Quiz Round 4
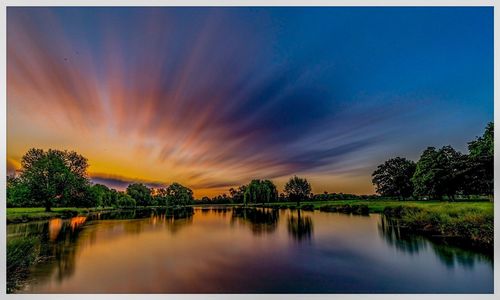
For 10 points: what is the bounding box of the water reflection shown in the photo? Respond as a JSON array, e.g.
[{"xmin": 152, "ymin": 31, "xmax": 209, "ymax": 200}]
[
  {"xmin": 8, "ymin": 208, "xmax": 195, "ymax": 291},
  {"xmin": 231, "ymin": 207, "xmax": 279, "ymax": 234},
  {"xmin": 287, "ymin": 210, "xmax": 313, "ymax": 241},
  {"xmin": 6, "ymin": 209, "xmax": 493, "ymax": 293},
  {"xmin": 378, "ymin": 215, "xmax": 493, "ymax": 269}
]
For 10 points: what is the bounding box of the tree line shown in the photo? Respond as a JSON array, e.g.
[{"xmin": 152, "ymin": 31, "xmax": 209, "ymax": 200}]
[
  {"xmin": 8, "ymin": 122, "xmax": 492, "ymax": 210},
  {"xmin": 7, "ymin": 148, "xmax": 318, "ymax": 210},
  {"xmin": 372, "ymin": 122, "xmax": 493, "ymax": 201},
  {"xmin": 7, "ymin": 148, "xmax": 195, "ymax": 211}
]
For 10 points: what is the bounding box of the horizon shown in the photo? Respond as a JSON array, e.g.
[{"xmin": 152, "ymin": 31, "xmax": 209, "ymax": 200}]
[{"xmin": 7, "ymin": 7, "xmax": 493, "ymax": 198}]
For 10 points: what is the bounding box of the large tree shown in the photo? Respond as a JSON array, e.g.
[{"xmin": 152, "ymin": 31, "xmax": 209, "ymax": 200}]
[
  {"xmin": 165, "ymin": 183, "xmax": 194, "ymax": 207},
  {"xmin": 372, "ymin": 157, "xmax": 416, "ymax": 200},
  {"xmin": 412, "ymin": 146, "xmax": 464, "ymax": 200},
  {"xmin": 467, "ymin": 122, "xmax": 493, "ymax": 197},
  {"xmin": 19, "ymin": 148, "xmax": 90, "ymax": 211},
  {"xmin": 283, "ymin": 176, "xmax": 312, "ymax": 206},
  {"xmin": 243, "ymin": 179, "xmax": 278, "ymax": 206},
  {"xmin": 126, "ymin": 183, "xmax": 152, "ymax": 207}
]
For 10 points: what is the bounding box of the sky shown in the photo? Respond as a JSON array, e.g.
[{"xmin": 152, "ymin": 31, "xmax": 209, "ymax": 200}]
[{"xmin": 7, "ymin": 7, "xmax": 493, "ymax": 198}]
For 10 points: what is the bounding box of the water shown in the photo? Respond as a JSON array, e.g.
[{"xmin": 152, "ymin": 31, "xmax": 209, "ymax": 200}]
[{"xmin": 7, "ymin": 207, "xmax": 493, "ymax": 293}]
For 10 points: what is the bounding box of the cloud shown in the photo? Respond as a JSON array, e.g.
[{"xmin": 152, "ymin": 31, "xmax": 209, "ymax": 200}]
[
  {"xmin": 90, "ymin": 173, "xmax": 168, "ymax": 190},
  {"xmin": 8, "ymin": 7, "xmax": 491, "ymax": 196}
]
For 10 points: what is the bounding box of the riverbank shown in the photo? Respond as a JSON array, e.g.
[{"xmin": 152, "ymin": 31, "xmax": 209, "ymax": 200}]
[
  {"xmin": 6, "ymin": 207, "xmax": 116, "ymax": 224},
  {"xmin": 382, "ymin": 204, "xmax": 493, "ymax": 249},
  {"xmin": 8, "ymin": 200, "xmax": 492, "ymax": 222},
  {"xmin": 6, "ymin": 206, "xmax": 195, "ymax": 224}
]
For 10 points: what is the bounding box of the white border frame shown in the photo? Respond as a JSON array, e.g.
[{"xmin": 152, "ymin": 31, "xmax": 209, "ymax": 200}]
[{"xmin": 0, "ymin": 1, "xmax": 498, "ymax": 299}]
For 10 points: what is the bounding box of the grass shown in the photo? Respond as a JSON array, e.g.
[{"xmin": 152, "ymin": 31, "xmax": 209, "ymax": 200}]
[
  {"xmin": 7, "ymin": 236, "xmax": 40, "ymax": 293},
  {"xmin": 257, "ymin": 199, "xmax": 492, "ymax": 213},
  {"xmin": 6, "ymin": 207, "xmax": 115, "ymax": 224},
  {"xmin": 383, "ymin": 204, "xmax": 493, "ymax": 249}
]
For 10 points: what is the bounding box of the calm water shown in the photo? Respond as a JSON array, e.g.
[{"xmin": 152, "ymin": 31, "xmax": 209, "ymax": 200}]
[{"xmin": 7, "ymin": 207, "xmax": 493, "ymax": 293}]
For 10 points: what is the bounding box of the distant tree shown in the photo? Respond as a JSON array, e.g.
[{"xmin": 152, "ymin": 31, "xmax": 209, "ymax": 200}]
[
  {"xmin": 89, "ymin": 184, "xmax": 110, "ymax": 208},
  {"xmin": 152, "ymin": 188, "xmax": 168, "ymax": 206},
  {"xmin": 116, "ymin": 193, "xmax": 136, "ymax": 208},
  {"xmin": 412, "ymin": 146, "xmax": 464, "ymax": 200},
  {"xmin": 284, "ymin": 176, "xmax": 312, "ymax": 206},
  {"xmin": 229, "ymin": 185, "xmax": 247, "ymax": 204},
  {"xmin": 126, "ymin": 183, "xmax": 152, "ymax": 207},
  {"xmin": 19, "ymin": 148, "xmax": 90, "ymax": 211},
  {"xmin": 243, "ymin": 179, "xmax": 278, "ymax": 206},
  {"xmin": 165, "ymin": 183, "xmax": 193, "ymax": 207},
  {"xmin": 105, "ymin": 188, "xmax": 120, "ymax": 207},
  {"xmin": 467, "ymin": 122, "xmax": 494, "ymax": 198},
  {"xmin": 372, "ymin": 157, "xmax": 416, "ymax": 200}
]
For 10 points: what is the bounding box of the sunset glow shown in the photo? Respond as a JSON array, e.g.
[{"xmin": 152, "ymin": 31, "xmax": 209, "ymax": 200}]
[{"xmin": 7, "ymin": 7, "xmax": 493, "ymax": 198}]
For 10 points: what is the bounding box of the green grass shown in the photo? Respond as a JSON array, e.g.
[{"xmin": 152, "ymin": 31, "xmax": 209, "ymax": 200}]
[
  {"xmin": 7, "ymin": 236, "xmax": 40, "ymax": 293},
  {"xmin": 383, "ymin": 204, "xmax": 493, "ymax": 249},
  {"xmin": 259, "ymin": 200, "xmax": 492, "ymax": 213},
  {"xmin": 6, "ymin": 207, "xmax": 116, "ymax": 224}
]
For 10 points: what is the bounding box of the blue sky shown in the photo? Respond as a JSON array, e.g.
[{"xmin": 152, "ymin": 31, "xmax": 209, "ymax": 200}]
[{"xmin": 7, "ymin": 7, "xmax": 493, "ymax": 196}]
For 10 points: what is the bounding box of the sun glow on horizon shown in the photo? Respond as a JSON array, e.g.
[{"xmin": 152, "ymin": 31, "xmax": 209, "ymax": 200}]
[{"xmin": 7, "ymin": 7, "xmax": 492, "ymax": 198}]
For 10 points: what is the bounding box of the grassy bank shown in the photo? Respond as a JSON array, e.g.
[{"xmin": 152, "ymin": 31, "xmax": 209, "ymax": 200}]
[
  {"xmin": 382, "ymin": 205, "xmax": 493, "ymax": 249},
  {"xmin": 7, "ymin": 237, "xmax": 40, "ymax": 293},
  {"xmin": 6, "ymin": 206, "xmax": 196, "ymax": 224},
  {"xmin": 250, "ymin": 199, "xmax": 492, "ymax": 213},
  {"xmin": 7, "ymin": 207, "xmax": 119, "ymax": 224}
]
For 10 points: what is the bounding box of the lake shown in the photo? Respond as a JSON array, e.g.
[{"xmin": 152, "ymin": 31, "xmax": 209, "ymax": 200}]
[{"xmin": 7, "ymin": 207, "xmax": 493, "ymax": 293}]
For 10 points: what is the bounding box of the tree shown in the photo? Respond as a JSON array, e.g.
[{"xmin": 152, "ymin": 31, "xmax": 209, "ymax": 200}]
[
  {"xmin": 412, "ymin": 146, "xmax": 464, "ymax": 200},
  {"xmin": 165, "ymin": 183, "xmax": 193, "ymax": 207},
  {"xmin": 89, "ymin": 184, "xmax": 110, "ymax": 208},
  {"xmin": 19, "ymin": 148, "xmax": 90, "ymax": 211},
  {"xmin": 229, "ymin": 185, "xmax": 247, "ymax": 204},
  {"xmin": 284, "ymin": 176, "xmax": 312, "ymax": 206},
  {"xmin": 126, "ymin": 183, "xmax": 152, "ymax": 207},
  {"xmin": 372, "ymin": 157, "xmax": 416, "ymax": 200},
  {"xmin": 243, "ymin": 179, "xmax": 278, "ymax": 206},
  {"xmin": 6, "ymin": 175, "xmax": 31, "ymax": 207},
  {"xmin": 467, "ymin": 122, "xmax": 493, "ymax": 198},
  {"xmin": 116, "ymin": 193, "xmax": 136, "ymax": 208}
]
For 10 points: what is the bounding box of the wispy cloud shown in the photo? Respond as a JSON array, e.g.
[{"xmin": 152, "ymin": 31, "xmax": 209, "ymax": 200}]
[{"xmin": 7, "ymin": 7, "xmax": 492, "ymax": 196}]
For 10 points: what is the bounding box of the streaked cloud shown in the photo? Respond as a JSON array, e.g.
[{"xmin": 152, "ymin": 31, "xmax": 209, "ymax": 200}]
[{"xmin": 7, "ymin": 7, "xmax": 493, "ymax": 197}]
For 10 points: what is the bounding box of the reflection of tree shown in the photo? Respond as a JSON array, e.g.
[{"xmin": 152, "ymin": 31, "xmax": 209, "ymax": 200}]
[
  {"xmin": 430, "ymin": 242, "xmax": 492, "ymax": 269},
  {"xmin": 8, "ymin": 207, "xmax": 197, "ymax": 291},
  {"xmin": 287, "ymin": 210, "xmax": 313, "ymax": 241},
  {"xmin": 378, "ymin": 215, "xmax": 493, "ymax": 268},
  {"xmin": 378, "ymin": 216, "xmax": 426, "ymax": 254},
  {"xmin": 231, "ymin": 207, "xmax": 279, "ymax": 235},
  {"xmin": 164, "ymin": 216, "xmax": 194, "ymax": 234}
]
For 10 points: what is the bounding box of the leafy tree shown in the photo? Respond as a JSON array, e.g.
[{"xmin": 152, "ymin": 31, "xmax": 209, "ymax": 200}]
[
  {"xmin": 412, "ymin": 146, "xmax": 464, "ymax": 200},
  {"xmin": 19, "ymin": 148, "xmax": 90, "ymax": 211},
  {"xmin": 284, "ymin": 176, "xmax": 312, "ymax": 206},
  {"xmin": 89, "ymin": 184, "xmax": 110, "ymax": 208},
  {"xmin": 229, "ymin": 185, "xmax": 247, "ymax": 204},
  {"xmin": 165, "ymin": 183, "xmax": 193, "ymax": 207},
  {"xmin": 6, "ymin": 176, "xmax": 31, "ymax": 207},
  {"xmin": 116, "ymin": 193, "xmax": 136, "ymax": 208},
  {"xmin": 372, "ymin": 157, "xmax": 416, "ymax": 200},
  {"xmin": 467, "ymin": 122, "xmax": 493, "ymax": 197},
  {"xmin": 126, "ymin": 183, "xmax": 152, "ymax": 207},
  {"xmin": 243, "ymin": 179, "xmax": 278, "ymax": 206}
]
